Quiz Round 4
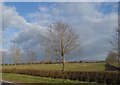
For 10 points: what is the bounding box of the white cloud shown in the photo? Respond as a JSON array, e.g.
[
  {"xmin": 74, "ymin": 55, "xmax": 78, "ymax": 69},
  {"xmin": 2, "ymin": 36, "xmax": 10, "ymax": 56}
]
[
  {"xmin": 2, "ymin": 5, "xmax": 28, "ymax": 30},
  {"xmin": 39, "ymin": 7, "xmax": 49, "ymax": 12},
  {"xmin": 11, "ymin": 23, "xmax": 47, "ymax": 47},
  {"xmin": 2, "ymin": 4, "xmax": 48, "ymax": 44}
]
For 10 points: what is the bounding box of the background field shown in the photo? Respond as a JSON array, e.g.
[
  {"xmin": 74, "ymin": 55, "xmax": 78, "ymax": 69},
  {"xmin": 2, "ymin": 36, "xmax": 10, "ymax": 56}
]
[{"xmin": 2, "ymin": 62, "xmax": 105, "ymax": 71}]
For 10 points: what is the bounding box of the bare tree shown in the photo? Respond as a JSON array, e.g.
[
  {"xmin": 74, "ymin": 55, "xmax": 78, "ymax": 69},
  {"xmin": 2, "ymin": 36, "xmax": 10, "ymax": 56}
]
[
  {"xmin": 105, "ymin": 51, "xmax": 118, "ymax": 66},
  {"xmin": 110, "ymin": 28, "xmax": 119, "ymax": 53},
  {"xmin": 109, "ymin": 25, "xmax": 120, "ymax": 68},
  {"xmin": 118, "ymin": 25, "xmax": 120, "ymax": 68},
  {"xmin": 26, "ymin": 49, "xmax": 36, "ymax": 64},
  {"xmin": 42, "ymin": 21, "xmax": 80, "ymax": 71},
  {"xmin": 1, "ymin": 50, "xmax": 6, "ymax": 65},
  {"xmin": 10, "ymin": 45, "xmax": 21, "ymax": 67}
]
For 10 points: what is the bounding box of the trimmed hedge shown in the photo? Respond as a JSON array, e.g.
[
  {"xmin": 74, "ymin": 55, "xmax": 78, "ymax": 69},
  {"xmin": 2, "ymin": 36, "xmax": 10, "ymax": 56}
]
[
  {"xmin": 2, "ymin": 69, "xmax": 120, "ymax": 84},
  {"xmin": 105, "ymin": 63, "xmax": 120, "ymax": 71}
]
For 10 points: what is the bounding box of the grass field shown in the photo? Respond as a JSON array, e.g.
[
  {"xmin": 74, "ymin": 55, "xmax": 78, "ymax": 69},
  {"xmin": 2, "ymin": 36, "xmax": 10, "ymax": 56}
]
[
  {"xmin": 2, "ymin": 62, "xmax": 105, "ymax": 71},
  {"xmin": 2, "ymin": 73, "xmax": 105, "ymax": 85}
]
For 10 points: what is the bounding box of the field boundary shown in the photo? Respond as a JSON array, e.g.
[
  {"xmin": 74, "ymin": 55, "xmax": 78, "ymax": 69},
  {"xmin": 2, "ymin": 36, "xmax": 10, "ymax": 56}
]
[{"xmin": 2, "ymin": 69, "xmax": 120, "ymax": 85}]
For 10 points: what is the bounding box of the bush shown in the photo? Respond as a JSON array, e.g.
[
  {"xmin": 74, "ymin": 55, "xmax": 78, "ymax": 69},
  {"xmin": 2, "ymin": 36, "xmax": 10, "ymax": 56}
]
[
  {"xmin": 2, "ymin": 69, "xmax": 120, "ymax": 84},
  {"xmin": 105, "ymin": 63, "xmax": 120, "ymax": 71}
]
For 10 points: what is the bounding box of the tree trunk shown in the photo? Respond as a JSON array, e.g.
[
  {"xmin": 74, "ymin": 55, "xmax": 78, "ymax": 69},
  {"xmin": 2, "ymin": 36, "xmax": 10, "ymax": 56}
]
[
  {"xmin": 62, "ymin": 56, "xmax": 65, "ymax": 71},
  {"xmin": 14, "ymin": 63, "xmax": 16, "ymax": 69}
]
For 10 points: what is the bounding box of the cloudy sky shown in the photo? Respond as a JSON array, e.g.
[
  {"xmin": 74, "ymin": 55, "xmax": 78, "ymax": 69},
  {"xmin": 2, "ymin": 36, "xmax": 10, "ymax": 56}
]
[{"xmin": 1, "ymin": 2, "xmax": 118, "ymax": 63}]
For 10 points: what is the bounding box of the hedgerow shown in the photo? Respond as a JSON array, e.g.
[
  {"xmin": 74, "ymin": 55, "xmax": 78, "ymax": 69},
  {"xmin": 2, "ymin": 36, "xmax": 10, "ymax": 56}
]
[{"xmin": 2, "ymin": 69, "xmax": 120, "ymax": 84}]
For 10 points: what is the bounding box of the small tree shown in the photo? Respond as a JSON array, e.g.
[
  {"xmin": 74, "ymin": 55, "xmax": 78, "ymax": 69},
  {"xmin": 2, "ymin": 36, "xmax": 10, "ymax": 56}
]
[
  {"xmin": 42, "ymin": 21, "xmax": 80, "ymax": 71},
  {"xmin": 1, "ymin": 50, "xmax": 5, "ymax": 65},
  {"xmin": 109, "ymin": 26, "xmax": 120, "ymax": 67},
  {"xmin": 10, "ymin": 45, "xmax": 21, "ymax": 67},
  {"xmin": 105, "ymin": 51, "xmax": 118, "ymax": 66},
  {"xmin": 110, "ymin": 28, "xmax": 119, "ymax": 53},
  {"xmin": 27, "ymin": 49, "xmax": 36, "ymax": 64}
]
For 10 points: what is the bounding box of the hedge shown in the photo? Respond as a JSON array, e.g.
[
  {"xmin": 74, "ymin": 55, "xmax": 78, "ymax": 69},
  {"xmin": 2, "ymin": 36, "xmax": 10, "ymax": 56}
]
[
  {"xmin": 105, "ymin": 63, "xmax": 120, "ymax": 71},
  {"xmin": 2, "ymin": 69, "xmax": 120, "ymax": 84}
]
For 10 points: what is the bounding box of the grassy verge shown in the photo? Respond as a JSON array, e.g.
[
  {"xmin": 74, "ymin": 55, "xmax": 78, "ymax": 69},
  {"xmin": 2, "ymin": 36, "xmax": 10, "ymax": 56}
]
[{"xmin": 2, "ymin": 73, "xmax": 105, "ymax": 85}]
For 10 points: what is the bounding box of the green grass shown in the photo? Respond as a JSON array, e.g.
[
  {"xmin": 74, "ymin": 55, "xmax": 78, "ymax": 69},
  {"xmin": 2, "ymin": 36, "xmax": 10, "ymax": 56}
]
[
  {"xmin": 2, "ymin": 73, "xmax": 105, "ymax": 85},
  {"xmin": 0, "ymin": 73, "xmax": 2, "ymax": 80},
  {"xmin": 2, "ymin": 62, "xmax": 105, "ymax": 71}
]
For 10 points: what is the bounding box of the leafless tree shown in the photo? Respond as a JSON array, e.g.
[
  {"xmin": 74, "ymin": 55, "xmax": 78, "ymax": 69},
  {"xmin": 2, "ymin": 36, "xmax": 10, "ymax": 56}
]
[
  {"xmin": 109, "ymin": 25, "xmax": 120, "ymax": 67},
  {"xmin": 105, "ymin": 51, "xmax": 118, "ymax": 65},
  {"xmin": 26, "ymin": 49, "xmax": 36, "ymax": 64},
  {"xmin": 1, "ymin": 51, "xmax": 5, "ymax": 64},
  {"xmin": 10, "ymin": 45, "xmax": 21, "ymax": 67},
  {"xmin": 118, "ymin": 25, "xmax": 120, "ymax": 68},
  {"xmin": 42, "ymin": 21, "xmax": 80, "ymax": 71},
  {"xmin": 110, "ymin": 28, "xmax": 119, "ymax": 53}
]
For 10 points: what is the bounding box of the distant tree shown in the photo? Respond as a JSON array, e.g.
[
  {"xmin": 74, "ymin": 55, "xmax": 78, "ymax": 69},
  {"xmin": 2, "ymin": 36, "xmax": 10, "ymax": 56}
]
[
  {"xmin": 105, "ymin": 51, "xmax": 118, "ymax": 65},
  {"xmin": 10, "ymin": 45, "xmax": 21, "ymax": 67},
  {"xmin": 26, "ymin": 49, "xmax": 36, "ymax": 64},
  {"xmin": 110, "ymin": 28, "xmax": 119, "ymax": 53},
  {"xmin": 109, "ymin": 25, "xmax": 120, "ymax": 67},
  {"xmin": 2, "ymin": 51, "xmax": 5, "ymax": 64},
  {"xmin": 42, "ymin": 21, "xmax": 80, "ymax": 71}
]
